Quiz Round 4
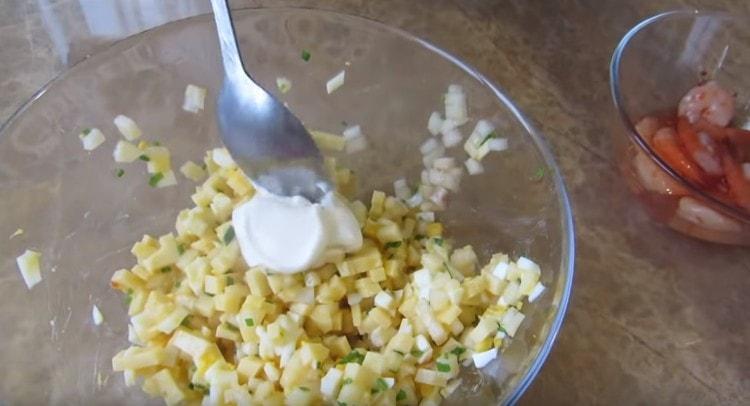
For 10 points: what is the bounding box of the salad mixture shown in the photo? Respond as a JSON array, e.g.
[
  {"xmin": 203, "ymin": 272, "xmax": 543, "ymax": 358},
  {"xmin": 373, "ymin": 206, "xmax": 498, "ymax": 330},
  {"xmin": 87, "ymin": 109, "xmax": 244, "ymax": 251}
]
[{"xmin": 16, "ymin": 76, "xmax": 548, "ymax": 406}]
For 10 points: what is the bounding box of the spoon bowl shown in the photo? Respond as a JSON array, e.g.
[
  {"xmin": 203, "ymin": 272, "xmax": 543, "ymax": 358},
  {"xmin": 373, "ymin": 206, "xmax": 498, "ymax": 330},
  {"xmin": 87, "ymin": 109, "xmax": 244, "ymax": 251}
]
[{"xmin": 211, "ymin": 0, "xmax": 331, "ymax": 200}]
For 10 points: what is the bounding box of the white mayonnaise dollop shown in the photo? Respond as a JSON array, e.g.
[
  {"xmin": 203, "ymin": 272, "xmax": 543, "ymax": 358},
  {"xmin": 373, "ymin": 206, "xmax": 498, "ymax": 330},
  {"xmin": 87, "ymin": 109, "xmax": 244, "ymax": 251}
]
[{"xmin": 232, "ymin": 189, "xmax": 362, "ymax": 274}]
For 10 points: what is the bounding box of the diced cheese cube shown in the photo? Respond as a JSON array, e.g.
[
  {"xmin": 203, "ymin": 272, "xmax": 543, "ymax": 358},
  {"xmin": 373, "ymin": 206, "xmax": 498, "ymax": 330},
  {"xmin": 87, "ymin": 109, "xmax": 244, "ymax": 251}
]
[
  {"xmin": 472, "ymin": 347, "xmax": 498, "ymax": 368},
  {"xmin": 415, "ymin": 368, "xmax": 448, "ymax": 387},
  {"xmin": 169, "ymin": 329, "xmax": 212, "ymax": 360},
  {"xmin": 500, "ymin": 307, "xmax": 525, "ymax": 337},
  {"xmin": 212, "ymin": 148, "xmax": 235, "ymax": 168},
  {"xmin": 320, "ymin": 367, "xmax": 343, "ymax": 399},
  {"xmin": 528, "ymin": 282, "xmax": 546, "ymax": 303},
  {"xmin": 362, "ymin": 351, "xmax": 385, "ymax": 374},
  {"xmin": 79, "ymin": 128, "xmax": 106, "ymax": 151},
  {"xmin": 114, "ymin": 115, "xmax": 142, "ymax": 141},
  {"xmin": 16, "ymin": 249, "xmax": 42, "ymax": 289},
  {"xmin": 182, "ymin": 84, "xmax": 207, "ymax": 113},
  {"xmin": 428, "ymin": 111, "xmax": 443, "ymax": 136},
  {"xmin": 492, "ymin": 261, "xmax": 509, "ymax": 280},
  {"xmin": 91, "ymin": 305, "xmax": 104, "ymax": 326},
  {"xmin": 374, "ymin": 291, "xmax": 394, "ymax": 310},
  {"xmin": 326, "ymin": 70, "xmax": 345, "ymax": 94}
]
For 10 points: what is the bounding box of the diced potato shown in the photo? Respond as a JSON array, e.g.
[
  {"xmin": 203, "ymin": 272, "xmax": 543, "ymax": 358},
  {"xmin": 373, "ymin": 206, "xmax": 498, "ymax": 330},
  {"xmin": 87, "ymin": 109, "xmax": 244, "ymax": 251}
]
[
  {"xmin": 108, "ymin": 145, "xmax": 547, "ymax": 406},
  {"xmin": 337, "ymin": 247, "xmax": 382, "ymax": 277},
  {"xmin": 245, "ymin": 267, "xmax": 272, "ymax": 297},
  {"xmin": 141, "ymin": 369, "xmax": 185, "ymax": 406},
  {"xmin": 311, "ymin": 130, "xmax": 346, "ymax": 151},
  {"xmin": 112, "ymin": 346, "xmax": 168, "ymax": 371},
  {"xmin": 144, "ymin": 146, "xmax": 171, "ymax": 174},
  {"xmin": 237, "ymin": 356, "xmax": 264, "ymax": 382},
  {"xmin": 415, "ymin": 368, "xmax": 448, "ymax": 387},
  {"xmin": 142, "ymin": 234, "xmax": 180, "ymax": 272},
  {"xmin": 450, "ymin": 245, "xmax": 478, "ymax": 276}
]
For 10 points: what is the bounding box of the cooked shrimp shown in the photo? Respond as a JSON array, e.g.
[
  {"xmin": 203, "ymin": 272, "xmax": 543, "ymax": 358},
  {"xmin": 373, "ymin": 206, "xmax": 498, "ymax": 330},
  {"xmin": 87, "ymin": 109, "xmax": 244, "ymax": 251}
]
[
  {"xmin": 652, "ymin": 126, "xmax": 711, "ymax": 186},
  {"xmin": 676, "ymin": 196, "xmax": 741, "ymax": 232},
  {"xmin": 632, "ymin": 151, "xmax": 687, "ymax": 195},
  {"xmin": 634, "ymin": 116, "xmax": 660, "ymax": 141},
  {"xmin": 678, "ymin": 80, "xmax": 735, "ymax": 127},
  {"xmin": 676, "ymin": 117, "xmax": 722, "ymax": 176}
]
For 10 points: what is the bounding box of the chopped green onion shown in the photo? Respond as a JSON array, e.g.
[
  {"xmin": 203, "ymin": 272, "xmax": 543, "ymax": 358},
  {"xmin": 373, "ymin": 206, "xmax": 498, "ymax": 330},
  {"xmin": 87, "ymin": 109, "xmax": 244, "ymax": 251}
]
[
  {"xmin": 226, "ymin": 276, "xmax": 234, "ymax": 286},
  {"xmin": 114, "ymin": 168, "xmax": 125, "ymax": 178},
  {"xmin": 433, "ymin": 237, "xmax": 444, "ymax": 246},
  {"xmin": 160, "ymin": 266, "xmax": 171, "ymax": 273},
  {"xmin": 138, "ymin": 154, "xmax": 150, "ymax": 161},
  {"xmin": 148, "ymin": 172, "xmax": 163, "ymax": 187},
  {"xmin": 244, "ymin": 318, "xmax": 254, "ymax": 327},
  {"xmin": 338, "ymin": 350, "xmax": 365, "ymax": 365},
  {"xmin": 81, "ymin": 128, "xmax": 92, "ymax": 136},
  {"xmin": 436, "ymin": 362, "xmax": 451, "ymax": 372},
  {"xmin": 372, "ymin": 378, "xmax": 388, "ymax": 393},
  {"xmin": 396, "ymin": 389, "xmax": 407, "ymax": 401},
  {"xmin": 299, "ymin": 386, "xmax": 309, "ymax": 392},
  {"xmin": 337, "ymin": 402, "xmax": 347, "ymax": 406},
  {"xmin": 384, "ymin": 241, "xmax": 402, "ymax": 249},
  {"xmin": 301, "ymin": 50, "xmax": 311, "ymax": 61},
  {"xmin": 497, "ymin": 322, "xmax": 507, "ymax": 334},
  {"xmin": 177, "ymin": 243, "xmax": 185, "ymax": 255},
  {"xmin": 342, "ymin": 378, "xmax": 353, "ymax": 386},
  {"xmin": 450, "ymin": 347, "xmax": 466, "ymax": 357},
  {"xmin": 479, "ymin": 131, "xmax": 497, "ymax": 146},
  {"xmin": 189, "ymin": 383, "xmax": 209, "ymax": 394},
  {"xmin": 223, "ymin": 226, "xmax": 235, "ymax": 245},
  {"xmin": 225, "ymin": 323, "xmax": 239, "ymax": 332},
  {"xmin": 181, "ymin": 316, "xmax": 190, "ymax": 327},
  {"xmin": 393, "ymin": 350, "xmax": 405, "ymax": 356},
  {"xmin": 410, "ymin": 349, "xmax": 424, "ymax": 357},
  {"xmin": 152, "ymin": 141, "xmax": 161, "ymax": 146},
  {"xmin": 532, "ymin": 166, "xmax": 545, "ymax": 181}
]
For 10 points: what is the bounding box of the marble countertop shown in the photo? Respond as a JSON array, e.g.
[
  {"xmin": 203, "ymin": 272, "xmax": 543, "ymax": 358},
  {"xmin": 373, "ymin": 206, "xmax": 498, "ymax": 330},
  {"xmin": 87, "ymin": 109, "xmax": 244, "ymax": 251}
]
[{"xmin": 1, "ymin": 0, "xmax": 748, "ymax": 404}]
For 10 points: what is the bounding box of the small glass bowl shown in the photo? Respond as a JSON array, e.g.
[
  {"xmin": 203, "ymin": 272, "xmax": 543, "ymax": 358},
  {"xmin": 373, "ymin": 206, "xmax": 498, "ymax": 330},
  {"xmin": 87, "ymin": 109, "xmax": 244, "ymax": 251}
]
[{"xmin": 610, "ymin": 10, "xmax": 750, "ymax": 245}]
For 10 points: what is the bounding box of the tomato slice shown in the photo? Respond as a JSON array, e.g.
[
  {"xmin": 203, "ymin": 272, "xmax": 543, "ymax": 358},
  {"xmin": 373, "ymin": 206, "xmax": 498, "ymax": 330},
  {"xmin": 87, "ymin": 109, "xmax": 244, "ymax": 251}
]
[
  {"xmin": 720, "ymin": 148, "xmax": 750, "ymax": 211},
  {"xmin": 651, "ymin": 127, "xmax": 713, "ymax": 187},
  {"xmin": 675, "ymin": 117, "xmax": 723, "ymax": 176}
]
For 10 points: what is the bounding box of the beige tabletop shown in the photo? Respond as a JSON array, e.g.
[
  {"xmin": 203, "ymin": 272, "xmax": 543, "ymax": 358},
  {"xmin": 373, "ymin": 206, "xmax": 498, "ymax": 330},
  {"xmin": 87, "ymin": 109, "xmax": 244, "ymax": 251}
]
[{"xmin": 1, "ymin": 0, "xmax": 748, "ymax": 404}]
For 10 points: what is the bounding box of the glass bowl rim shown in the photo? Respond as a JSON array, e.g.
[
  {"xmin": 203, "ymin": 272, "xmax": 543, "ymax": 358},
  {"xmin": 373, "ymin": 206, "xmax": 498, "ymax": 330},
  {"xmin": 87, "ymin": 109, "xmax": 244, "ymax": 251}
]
[
  {"xmin": 609, "ymin": 9, "xmax": 750, "ymax": 222},
  {"xmin": 0, "ymin": 6, "xmax": 576, "ymax": 403}
]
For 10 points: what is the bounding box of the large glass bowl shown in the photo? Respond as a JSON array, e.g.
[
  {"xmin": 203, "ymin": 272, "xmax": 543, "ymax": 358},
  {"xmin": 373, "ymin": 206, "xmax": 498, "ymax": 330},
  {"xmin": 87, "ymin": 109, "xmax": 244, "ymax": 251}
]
[
  {"xmin": 0, "ymin": 8, "xmax": 573, "ymax": 405},
  {"xmin": 610, "ymin": 10, "xmax": 750, "ymax": 245}
]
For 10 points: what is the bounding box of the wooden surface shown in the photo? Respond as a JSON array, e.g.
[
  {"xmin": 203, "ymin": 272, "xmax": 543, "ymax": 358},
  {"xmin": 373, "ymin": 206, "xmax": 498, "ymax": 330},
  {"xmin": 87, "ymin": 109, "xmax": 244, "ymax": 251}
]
[{"xmin": 1, "ymin": 0, "xmax": 748, "ymax": 404}]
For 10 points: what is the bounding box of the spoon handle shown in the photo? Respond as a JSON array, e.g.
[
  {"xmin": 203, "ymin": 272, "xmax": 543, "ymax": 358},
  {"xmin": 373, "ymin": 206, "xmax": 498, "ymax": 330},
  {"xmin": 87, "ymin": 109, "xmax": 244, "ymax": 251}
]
[{"xmin": 210, "ymin": 0, "xmax": 246, "ymax": 80}]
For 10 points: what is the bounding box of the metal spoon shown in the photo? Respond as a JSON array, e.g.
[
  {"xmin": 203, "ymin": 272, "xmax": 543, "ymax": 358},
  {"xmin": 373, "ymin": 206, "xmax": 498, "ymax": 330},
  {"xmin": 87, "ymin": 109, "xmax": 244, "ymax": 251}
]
[{"xmin": 210, "ymin": 0, "xmax": 331, "ymax": 201}]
